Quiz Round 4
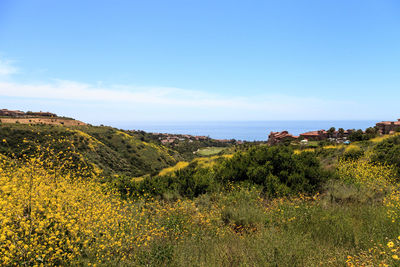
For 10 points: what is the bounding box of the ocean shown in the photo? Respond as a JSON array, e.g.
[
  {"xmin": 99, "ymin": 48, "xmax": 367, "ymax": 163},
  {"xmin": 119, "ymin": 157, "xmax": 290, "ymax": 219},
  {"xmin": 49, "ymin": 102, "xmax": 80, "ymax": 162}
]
[{"xmin": 111, "ymin": 120, "xmax": 378, "ymax": 141}]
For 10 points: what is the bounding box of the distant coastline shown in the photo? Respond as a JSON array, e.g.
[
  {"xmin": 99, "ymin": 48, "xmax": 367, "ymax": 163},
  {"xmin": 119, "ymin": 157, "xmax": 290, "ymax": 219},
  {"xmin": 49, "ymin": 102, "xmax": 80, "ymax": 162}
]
[
  {"xmin": 0, "ymin": 109, "xmax": 385, "ymax": 142},
  {"xmin": 110, "ymin": 120, "xmax": 378, "ymax": 141}
]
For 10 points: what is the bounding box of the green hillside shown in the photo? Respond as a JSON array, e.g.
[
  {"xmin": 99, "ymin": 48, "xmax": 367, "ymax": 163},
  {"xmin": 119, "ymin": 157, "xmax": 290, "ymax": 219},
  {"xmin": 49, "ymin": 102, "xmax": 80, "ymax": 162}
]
[{"xmin": 0, "ymin": 123, "xmax": 180, "ymax": 178}]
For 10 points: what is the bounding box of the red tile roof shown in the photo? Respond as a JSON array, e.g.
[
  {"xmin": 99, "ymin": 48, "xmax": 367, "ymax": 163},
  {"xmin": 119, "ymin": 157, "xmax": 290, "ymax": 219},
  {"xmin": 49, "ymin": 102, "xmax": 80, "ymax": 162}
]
[
  {"xmin": 377, "ymin": 121, "xmax": 400, "ymax": 126},
  {"xmin": 300, "ymin": 130, "xmax": 327, "ymax": 136}
]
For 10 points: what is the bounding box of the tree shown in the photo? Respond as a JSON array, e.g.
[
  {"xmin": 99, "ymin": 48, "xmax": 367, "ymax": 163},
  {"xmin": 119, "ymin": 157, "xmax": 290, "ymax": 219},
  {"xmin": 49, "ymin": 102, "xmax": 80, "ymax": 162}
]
[
  {"xmin": 364, "ymin": 127, "xmax": 377, "ymax": 139},
  {"xmin": 338, "ymin": 128, "xmax": 345, "ymax": 138},
  {"xmin": 328, "ymin": 127, "xmax": 336, "ymax": 138},
  {"xmin": 349, "ymin": 129, "xmax": 364, "ymax": 141}
]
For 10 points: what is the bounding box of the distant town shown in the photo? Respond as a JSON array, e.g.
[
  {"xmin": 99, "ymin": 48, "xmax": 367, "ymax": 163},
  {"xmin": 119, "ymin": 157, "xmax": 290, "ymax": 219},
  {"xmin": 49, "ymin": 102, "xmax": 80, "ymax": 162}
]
[
  {"xmin": 1, "ymin": 109, "xmax": 399, "ymax": 146},
  {"xmin": 0, "ymin": 109, "xmax": 86, "ymax": 126},
  {"xmin": 142, "ymin": 132, "xmax": 242, "ymax": 146},
  {"xmin": 268, "ymin": 118, "xmax": 400, "ymax": 145}
]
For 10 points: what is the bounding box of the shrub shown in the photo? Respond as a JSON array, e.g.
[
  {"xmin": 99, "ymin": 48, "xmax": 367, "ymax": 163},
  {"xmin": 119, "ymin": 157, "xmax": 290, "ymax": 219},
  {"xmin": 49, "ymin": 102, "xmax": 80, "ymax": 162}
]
[
  {"xmin": 372, "ymin": 135, "xmax": 400, "ymax": 176},
  {"xmin": 215, "ymin": 146, "xmax": 330, "ymax": 196},
  {"xmin": 337, "ymin": 159, "xmax": 396, "ymax": 188},
  {"xmin": 341, "ymin": 147, "xmax": 364, "ymax": 161},
  {"xmin": 138, "ymin": 146, "xmax": 329, "ymax": 198},
  {"xmin": 135, "ymin": 164, "xmax": 217, "ymax": 199}
]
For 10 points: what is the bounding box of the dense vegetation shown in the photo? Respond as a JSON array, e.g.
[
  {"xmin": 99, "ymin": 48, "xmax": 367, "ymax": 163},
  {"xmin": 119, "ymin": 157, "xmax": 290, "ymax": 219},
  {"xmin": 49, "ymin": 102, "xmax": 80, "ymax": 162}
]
[
  {"xmin": 0, "ymin": 123, "xmax": 179, "ymax": 177},
  {"xmin": 133, "ymin": 146, "xmax": 330, "ymax": 199},
  {"xmin": 2, "ymin": 123, "xmax": 400, "ymax": 266}
]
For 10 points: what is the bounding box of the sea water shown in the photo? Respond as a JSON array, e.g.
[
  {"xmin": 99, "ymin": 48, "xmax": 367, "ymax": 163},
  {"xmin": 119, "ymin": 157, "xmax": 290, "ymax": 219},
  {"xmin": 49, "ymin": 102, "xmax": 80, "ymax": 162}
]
[{"xmin": 111, "ymin": 120, "xmax": 377, "ymax": 141}]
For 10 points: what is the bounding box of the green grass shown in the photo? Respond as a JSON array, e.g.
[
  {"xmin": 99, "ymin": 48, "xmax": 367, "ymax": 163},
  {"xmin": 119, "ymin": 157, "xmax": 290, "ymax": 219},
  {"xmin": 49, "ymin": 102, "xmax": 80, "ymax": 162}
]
[
  {"xmin": 133, "ymin": 188, "xmax": 399, "ymax": 267},
  {"xmin": 196, "ymin": 146, "xmax": 226, "ymax": 156}
]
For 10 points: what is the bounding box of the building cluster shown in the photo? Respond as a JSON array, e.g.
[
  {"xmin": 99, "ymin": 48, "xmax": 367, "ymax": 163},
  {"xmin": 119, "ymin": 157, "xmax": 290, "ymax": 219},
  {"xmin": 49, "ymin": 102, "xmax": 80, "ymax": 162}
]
[
  {"xmin": 160, "ymin": 135, "xmax": 188, "ymax": 145},
  {"xmin": 268, "ymin": 118, "xmax": 400, "ymax": 145},
  {"xmin": 267, "ymin": 131, "xmax": 299, "ymax": 145},
  {"xmin": 375, "ymin": 119, "xmax": 400, "ymax": 134},
  {"xmin": 152, "ymin": 133, "xmax": 209, "ymax": 145},
  {"xmin": 0, "ymin": 108, "xmax": 87, "ymax": 126},
  {"xmin": 0, "ymin": 109, "xmax": 25, "ymax": 117},
  {"xmin": 299, "ymin": 129, "xmax": 352, "ymax": 141},
  {"xmin": 0, "ymin": 109, "xmax": 57, "ymax": 117},
  {"xmin": 268, "ymin": 129, "xmax": 353, "ymax": 145},
  {"xmin": 148, "ymin": 132, "xmax": 240, "ymax": 146}
]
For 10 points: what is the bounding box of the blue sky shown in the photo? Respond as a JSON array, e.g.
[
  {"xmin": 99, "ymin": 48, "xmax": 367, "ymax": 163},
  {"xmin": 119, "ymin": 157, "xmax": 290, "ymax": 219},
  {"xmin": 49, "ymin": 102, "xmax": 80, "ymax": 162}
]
[{"xmin": 0, "ymin": 0, "xmax": 399, "ymax": 123}]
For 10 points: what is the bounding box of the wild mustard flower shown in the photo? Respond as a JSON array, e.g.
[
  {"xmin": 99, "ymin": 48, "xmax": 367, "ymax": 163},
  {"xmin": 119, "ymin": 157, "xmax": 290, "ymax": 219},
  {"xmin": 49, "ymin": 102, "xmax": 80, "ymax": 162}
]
[
  {"xmin": 337, "ymin": 159, "xmax": 396, "ymax": 188},
  {"xmin": 0, "ymin": 140, "xmax": 226, "ymax": 265}
]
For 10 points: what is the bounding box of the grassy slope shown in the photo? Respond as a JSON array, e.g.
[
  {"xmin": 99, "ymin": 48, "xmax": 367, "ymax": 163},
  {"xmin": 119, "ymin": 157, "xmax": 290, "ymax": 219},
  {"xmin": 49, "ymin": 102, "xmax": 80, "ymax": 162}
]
[
  {"xmin": 196, "ymin": 146, "xmax": 226, "ymax": 156},
  {"xmin": 0, "ymin": 123, "xmax": 179, "ymax": 177}
]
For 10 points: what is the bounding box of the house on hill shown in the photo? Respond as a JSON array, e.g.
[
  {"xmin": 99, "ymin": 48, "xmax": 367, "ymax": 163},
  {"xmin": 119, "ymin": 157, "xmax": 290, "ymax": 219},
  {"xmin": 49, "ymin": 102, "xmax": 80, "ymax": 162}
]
[
  {"xmin": 26, "ymin": 111, "xmax": 57, "ymax": 117},
  {"xmin": 0, "ymin": 109, "xmax": 25, "ymax": 117},
  {"xmin": 268, "ymin": 131, "xmax": 298, "ymax": 145},
  {"xmin": 0, "ymin": 109, "xmax": 57, "ymax": 118},
  {"xmin": 299, "ymin": 129, "xmax": 353, "ymax": 141},
  {"xmin": 328, "ymin": 129, "xmax": 353, "ymax": 139},
  {"xmin": 376, "ymin": 119, "xmax": 400, "ymax": 134},
  {"xmin": 299, "ymin": 130, "xmax": 327, "ymax": 141}
]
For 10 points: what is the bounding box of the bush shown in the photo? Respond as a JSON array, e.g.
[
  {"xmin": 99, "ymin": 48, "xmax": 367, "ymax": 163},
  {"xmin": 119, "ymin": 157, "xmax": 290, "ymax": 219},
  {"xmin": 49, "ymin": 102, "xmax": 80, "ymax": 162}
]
[
  {"xmin": 341, "ymin": 148, "xmax": 364, "ymax": 161},
  {"xmin": 349, "ymin": 128, "xmax": 378, "ymax": 142},
  {"xmin": 372, "ymin": 135, "xmax": 400, "ymax": 176},
  {"xmin": 135, "ymin": 164, "xmax": 217, "ymax": 199},
  {"xmin": 136, "ymin": 146, "xmax": 331, "ymax": 198},
  {"xmin": 215, "ymin": 146, "xmax": 330, "ymax": 197}
]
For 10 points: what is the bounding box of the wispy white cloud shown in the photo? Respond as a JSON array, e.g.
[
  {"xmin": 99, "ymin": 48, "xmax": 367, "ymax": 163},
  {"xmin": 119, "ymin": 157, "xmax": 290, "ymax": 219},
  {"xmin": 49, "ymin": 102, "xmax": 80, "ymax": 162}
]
[
  {"xmin": 0, "ymin": 58, "xmax": 369, "ymax": 122},
  {"xmin": 0, "ymin": 59, "xmax": 18, "ymax": 76},
  {"xmin": 0, "ymin": 78, "xmax": 358, "ymax": 121}
]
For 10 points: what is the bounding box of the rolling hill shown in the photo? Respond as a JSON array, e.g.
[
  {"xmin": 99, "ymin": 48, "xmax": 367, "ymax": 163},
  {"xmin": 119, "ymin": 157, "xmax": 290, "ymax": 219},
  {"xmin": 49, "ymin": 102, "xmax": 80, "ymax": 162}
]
[{"xmin": 0, "ymin": 123, "xmax": 180, "ymax": 178}]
